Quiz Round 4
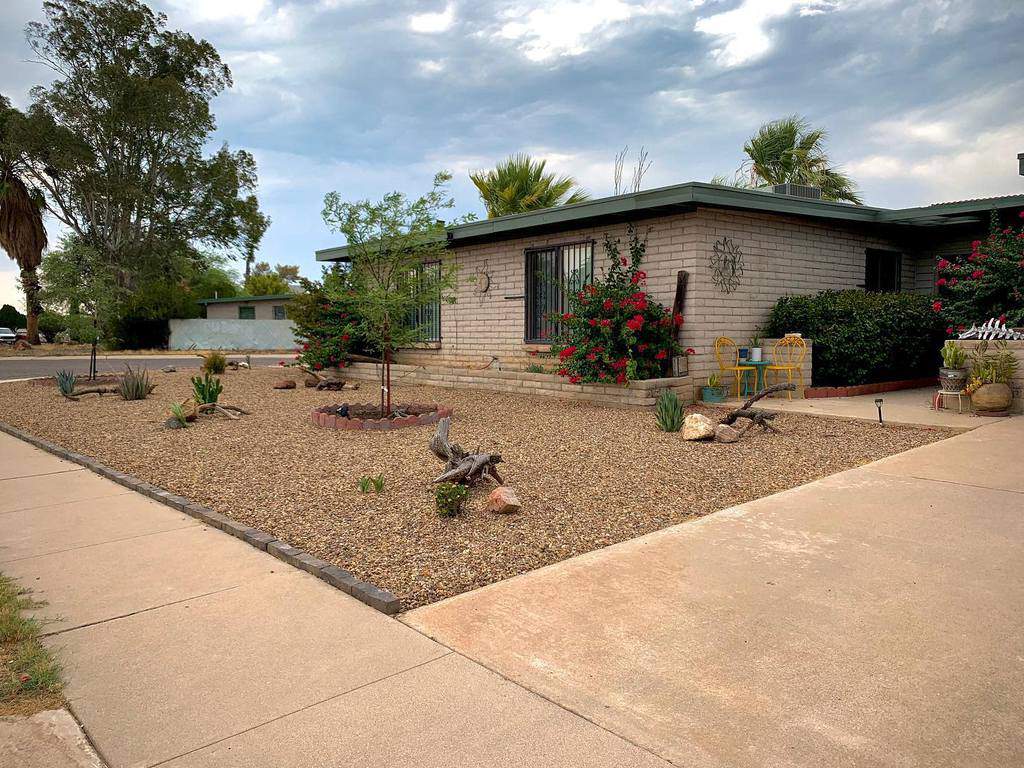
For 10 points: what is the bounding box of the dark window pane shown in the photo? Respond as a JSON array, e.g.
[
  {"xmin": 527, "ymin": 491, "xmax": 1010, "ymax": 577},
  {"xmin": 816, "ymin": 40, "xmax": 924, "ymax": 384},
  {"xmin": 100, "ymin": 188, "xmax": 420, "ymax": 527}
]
[
  {"xmin": 865, "ymin": 249, "xmax": 902, "ymax": 292},
  {"xmin": 273, "ymin": 305, "xmax": 286, "ymax": 320},
  {"xmin": 525, "ymin": 242, "xmax": 593, "ymax": 342},
  {"xmin": 238, "ymin": 306, "xmax": 256, "ymax": 320}
]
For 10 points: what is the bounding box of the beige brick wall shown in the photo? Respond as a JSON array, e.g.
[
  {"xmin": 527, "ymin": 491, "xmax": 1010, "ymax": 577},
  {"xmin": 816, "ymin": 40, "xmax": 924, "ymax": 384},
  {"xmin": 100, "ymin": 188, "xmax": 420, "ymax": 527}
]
[
  {"xmin": 399, "ymin": 207, "xmax": 926, "ymax": 387},
  {"xmin": 205, "ymin": 300, "xmax": 290, "ymax": 321}
]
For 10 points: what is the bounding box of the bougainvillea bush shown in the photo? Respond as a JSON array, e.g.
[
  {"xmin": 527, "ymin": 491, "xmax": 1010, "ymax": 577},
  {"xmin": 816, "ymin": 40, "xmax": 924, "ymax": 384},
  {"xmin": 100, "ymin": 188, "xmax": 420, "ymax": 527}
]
[
  {"xmin": 549, "ymin": 226, "xmax": 684, "ymax": 385},
  {"xmin": 288, "ymin": 270, "xmax": 360, "ymax": 371},
  {"xmin": 934, "ymin": 210, "xmax": 1024, "ymax": 334}
]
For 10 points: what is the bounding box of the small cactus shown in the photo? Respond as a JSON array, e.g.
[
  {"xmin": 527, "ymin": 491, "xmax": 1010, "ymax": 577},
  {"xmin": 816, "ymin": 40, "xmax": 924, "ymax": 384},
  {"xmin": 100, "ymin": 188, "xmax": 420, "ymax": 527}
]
[
  {"xmin": 655, "ymin": 389, "xmax": 683, "ymax": 432},
  {"xmin": 191, "ymin": 373, "xmax": 223, "ymax": 404}
]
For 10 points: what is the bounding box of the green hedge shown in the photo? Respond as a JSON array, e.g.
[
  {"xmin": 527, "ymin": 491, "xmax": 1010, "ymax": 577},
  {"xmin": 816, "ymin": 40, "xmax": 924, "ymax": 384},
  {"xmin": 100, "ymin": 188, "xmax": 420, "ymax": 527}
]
[{"xmin": 764, "ymin": 290, "xmax": 945, "ymax": 386}]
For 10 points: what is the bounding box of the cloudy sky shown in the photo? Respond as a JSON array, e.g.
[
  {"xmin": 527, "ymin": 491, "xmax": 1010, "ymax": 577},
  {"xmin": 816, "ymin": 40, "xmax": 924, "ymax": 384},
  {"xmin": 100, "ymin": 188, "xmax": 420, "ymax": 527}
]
[{"xmin": 2, "ymin": 0, "xmax": 1023, "ymax": 310}]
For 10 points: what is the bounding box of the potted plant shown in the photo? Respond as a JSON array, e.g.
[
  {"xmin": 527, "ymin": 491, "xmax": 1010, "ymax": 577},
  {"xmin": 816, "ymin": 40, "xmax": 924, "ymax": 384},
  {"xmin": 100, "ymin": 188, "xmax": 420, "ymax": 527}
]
[
  {"xmin": 938, "ymin": 340, "xmax": 967, "ymax": 392},
  {"xmin": 748, "ymin": 330, "xmax": 763, "ymax": 362},
  {"xmin": 702, "ymin": 373, "xmax": 728, "ymax": 403},
  {"xmin": 964, "ymin": 341, "xmax": 1019, "ymax": 415}
]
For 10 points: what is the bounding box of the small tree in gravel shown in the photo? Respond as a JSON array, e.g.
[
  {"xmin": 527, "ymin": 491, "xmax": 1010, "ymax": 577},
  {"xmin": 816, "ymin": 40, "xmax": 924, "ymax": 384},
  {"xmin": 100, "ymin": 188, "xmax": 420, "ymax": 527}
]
[{"xmin": 321, "ymin": 172, "xmax": 460, "ymax": 416}]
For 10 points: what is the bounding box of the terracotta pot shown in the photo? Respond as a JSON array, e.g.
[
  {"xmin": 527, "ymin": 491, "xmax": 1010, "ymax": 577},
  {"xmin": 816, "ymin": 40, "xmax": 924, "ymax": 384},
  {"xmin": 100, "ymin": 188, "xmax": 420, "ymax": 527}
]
[
  {"xmin": 938, "ymin": 367, "xmax": 967, "ymax": 392},
  {"xmin": 972, "ymin": 382, "xmax": 1012, "ymax": 413}
]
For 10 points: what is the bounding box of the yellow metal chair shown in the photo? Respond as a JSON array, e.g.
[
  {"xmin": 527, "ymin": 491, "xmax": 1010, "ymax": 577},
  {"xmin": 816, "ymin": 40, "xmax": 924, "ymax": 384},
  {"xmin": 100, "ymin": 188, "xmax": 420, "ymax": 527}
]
[
  {"xmin": 766, "ymin": 335, "xmax": 807, "ymax": 399},
  {"xmin": 714, "ymin": 336, "xmax": 755, "ymax": 398}
]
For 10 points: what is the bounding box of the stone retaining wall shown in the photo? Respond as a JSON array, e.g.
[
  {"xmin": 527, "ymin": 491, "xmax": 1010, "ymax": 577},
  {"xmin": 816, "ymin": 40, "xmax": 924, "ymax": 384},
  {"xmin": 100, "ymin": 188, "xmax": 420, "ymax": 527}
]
[{"xmin": 343, "ymin": 362, "xmax": 693, "ymax": 409}]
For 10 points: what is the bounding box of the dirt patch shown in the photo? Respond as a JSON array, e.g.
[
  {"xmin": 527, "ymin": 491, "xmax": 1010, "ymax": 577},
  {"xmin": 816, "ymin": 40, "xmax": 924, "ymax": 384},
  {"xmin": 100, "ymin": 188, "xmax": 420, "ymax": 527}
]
[{"xmin": 0, "ymin": 368, "xmax": 955, "ymax": 609}]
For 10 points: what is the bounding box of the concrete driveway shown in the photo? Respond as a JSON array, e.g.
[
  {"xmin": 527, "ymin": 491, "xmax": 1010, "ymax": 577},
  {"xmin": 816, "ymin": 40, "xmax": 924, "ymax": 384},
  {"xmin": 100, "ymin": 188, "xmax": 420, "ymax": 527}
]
[{"xmin": 406, "ymin": 417, "xmax": 1024, "ymax": 767}]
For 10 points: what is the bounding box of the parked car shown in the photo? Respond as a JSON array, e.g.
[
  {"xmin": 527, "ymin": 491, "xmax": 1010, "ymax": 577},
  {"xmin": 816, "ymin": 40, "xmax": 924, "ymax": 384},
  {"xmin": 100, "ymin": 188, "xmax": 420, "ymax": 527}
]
[{"xmin": 0, "ymin": 328, "xmax": 16, "ymax": 344}]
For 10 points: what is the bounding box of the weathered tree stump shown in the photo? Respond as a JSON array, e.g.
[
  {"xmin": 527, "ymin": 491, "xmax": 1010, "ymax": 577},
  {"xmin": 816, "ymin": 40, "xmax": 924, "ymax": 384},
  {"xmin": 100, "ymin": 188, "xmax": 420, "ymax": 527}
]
[
  {"xmin": 715, "ymin": 382, "xmax": 795, "ymax": 440},
  {"xmin": 428, "ymin": 417, "xmax": 503, "ymax": 486}
]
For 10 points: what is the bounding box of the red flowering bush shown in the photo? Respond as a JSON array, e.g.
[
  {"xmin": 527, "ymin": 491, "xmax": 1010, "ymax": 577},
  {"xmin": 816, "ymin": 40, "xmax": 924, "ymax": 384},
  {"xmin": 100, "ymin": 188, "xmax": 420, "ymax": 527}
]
[
  {"xmin": 935, "ymin": 211, "xmax": 1024, "ymax": 333},
  {"xmin": 549, "ymin": 226, "xmax": 682, "ymax": 385},
  {"xmin": 288, "ymin": 275, "xmax": 360, "ymax": 370}
]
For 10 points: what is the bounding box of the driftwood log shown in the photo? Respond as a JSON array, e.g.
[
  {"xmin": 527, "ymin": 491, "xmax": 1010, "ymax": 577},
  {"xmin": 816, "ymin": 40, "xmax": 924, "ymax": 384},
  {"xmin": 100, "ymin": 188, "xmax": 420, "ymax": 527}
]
[
  {"xmin": 298, "ymin": 365, "xmax": 360, "ymax": 391},
  {"xmin": 428, "ymin": 417, "xmax": 503, "ymax": 486},
  {"xmin": 62, "ymin": 385, "xmax": 119, "ymax": 401},
  {"xmin": 166, "ymin": 398, "xmax": 251, "ymax": 427},
  {"xmin": 718, "ymin": 382, "xmax": 796, "ymax": 437}
]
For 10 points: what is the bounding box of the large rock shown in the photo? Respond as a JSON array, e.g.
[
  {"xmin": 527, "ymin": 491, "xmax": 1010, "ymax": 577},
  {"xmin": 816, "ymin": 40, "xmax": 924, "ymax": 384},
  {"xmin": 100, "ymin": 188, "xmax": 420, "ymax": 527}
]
[
  {"xmin": 714, "ymin": 423, "xmax": 741, "ymax": 443},
  {"xmin": 273, "ymin": 379, "xmax": 296, "ymax": 390},
  {"xmin": 484, "ymin": 486, "xmax": 522, "ymax": 514},
  {"xmin": 682, "ymin": 413, "xmax": 716, "ymax": 441}
]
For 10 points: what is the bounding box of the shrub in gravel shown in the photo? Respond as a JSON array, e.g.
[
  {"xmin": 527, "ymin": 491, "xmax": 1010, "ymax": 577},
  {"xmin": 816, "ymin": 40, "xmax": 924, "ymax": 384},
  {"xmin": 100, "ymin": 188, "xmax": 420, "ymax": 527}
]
[
  {"xmin": 118, "ymin": 365, "xmax": 155, "ymax": 400},
  {"xmin": 655, "ymin": 389, "xmax": 683, "ymax": 432},
  {"xmin": 435, "ymin": 482, "xmax": 468, "ymax": 517},
  {"xmin": 54, "ymin": 369, "xmax": 76, "ymax": 398},
  {"xmin": 202, "ymin": 351, "xmax": 227, "ymax": 375}
]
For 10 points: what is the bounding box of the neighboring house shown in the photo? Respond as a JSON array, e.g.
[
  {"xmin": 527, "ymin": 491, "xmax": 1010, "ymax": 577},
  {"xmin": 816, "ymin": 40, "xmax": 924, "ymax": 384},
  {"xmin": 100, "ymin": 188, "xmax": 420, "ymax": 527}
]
[
  {"xmin": 316, "ymin": 182, "xmax": 1024, "ymax": 386},
  {"xmin": 199, "ymin": 294, "xmax": 294, "ymax": 321},
  {"xmin": 168, "ymin": 294, "xmax": 297, "ymax": 351}
]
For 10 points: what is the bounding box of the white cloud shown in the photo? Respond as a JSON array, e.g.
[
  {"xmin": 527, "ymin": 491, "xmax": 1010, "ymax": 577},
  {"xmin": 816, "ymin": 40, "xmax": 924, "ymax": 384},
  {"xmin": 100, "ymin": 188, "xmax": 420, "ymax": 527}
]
[
  {"xmin": 873, "ymin": 118, "xmax": 957, "ymax": 147},
  {"xmin": 417, "ymin": 59, "xmax": 445, "ymax": 76},
  {"xmin": 0, "ymin": 270, "xmax": 23, "ymax": 315},
  {"xmin": 165, "ymin": 0, "xmax": 270, "ymax": 24},
  {"xmin": 410, "ymin": 3, "xmax": 455, "ymax": 34},
  {"xmin": 694, "ymin": 0, "xmax": 839, "ymax": 67}
]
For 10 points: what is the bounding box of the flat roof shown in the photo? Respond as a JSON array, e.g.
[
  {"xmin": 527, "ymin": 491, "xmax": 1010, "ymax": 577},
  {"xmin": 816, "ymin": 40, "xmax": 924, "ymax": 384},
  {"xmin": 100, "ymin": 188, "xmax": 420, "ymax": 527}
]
[
  {"xmin": 316, "ymin": 182, "xmax": 1024, "ymax": 261},
  {"xmin": 197, "ymin": 293, "xmax": 295, "ymax": 305}
]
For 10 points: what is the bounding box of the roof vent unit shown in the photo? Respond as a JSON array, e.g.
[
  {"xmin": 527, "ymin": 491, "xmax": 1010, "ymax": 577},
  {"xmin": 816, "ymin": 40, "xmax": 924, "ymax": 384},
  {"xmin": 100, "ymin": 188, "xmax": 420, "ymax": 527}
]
[
  {"xmin": 1018, "ymin": 152, "xmax": 1023, "ymax": 176},
  {"xmin": 772, "ymin": 183, "xmax": 823, "ymax": 200}
]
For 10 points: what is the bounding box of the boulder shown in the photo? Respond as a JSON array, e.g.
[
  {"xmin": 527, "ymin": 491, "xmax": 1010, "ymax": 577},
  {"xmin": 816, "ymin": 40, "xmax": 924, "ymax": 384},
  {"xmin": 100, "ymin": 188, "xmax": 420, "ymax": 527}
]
[
  {"xmin": 483, "ymin": 486, "xmax": 522, "ymax": 514},
  {"xmin": 12, "ymin": 339, "xmax": 31, "ymax": 351},
  {"xmin": 682, "ymin": 413, "xmax": 716, "ymax": 441},
  {"xmin": 273, "ymin": 379, "xmax": 296, "ymax": 390},
  {"xmin": 161, "ymin": 366, "xmax": 176, "ymax": 373},
  {"xmin": 714, "ymin": 423, "xmax": 741, "ymax": 443},
  {"xmin": 303, "ymin": 377, "xmax": 319, "ymax": 388}
]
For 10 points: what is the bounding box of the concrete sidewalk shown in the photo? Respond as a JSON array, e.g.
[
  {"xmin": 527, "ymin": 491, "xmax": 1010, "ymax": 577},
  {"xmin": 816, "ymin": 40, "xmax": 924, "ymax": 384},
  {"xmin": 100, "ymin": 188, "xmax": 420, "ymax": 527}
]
[
  {"xmin": 407, "ymin": 417, "xmax": 1024, "ymax": 767},
  {"xmin": 0, "ymin": 431, "xmax": 668, "ymax": 768}
]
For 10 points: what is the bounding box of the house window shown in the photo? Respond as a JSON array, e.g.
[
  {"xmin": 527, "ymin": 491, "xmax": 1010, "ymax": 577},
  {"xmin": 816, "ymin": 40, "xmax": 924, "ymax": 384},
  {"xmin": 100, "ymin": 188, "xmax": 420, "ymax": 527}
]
[
  {"xmin": 238, "ymin": 306, "xmax": 256, "ymax": 320},
  {"xmin": 408, "ymin": 262, "xmax": 441, "ymax": 342},
  {"xmin": 864, "ymin": 249, "xmax": 902, "ymax": 292},
  {"xmin": 273, "ymin": 305, "xmax": 287, "ymax": 320},
  {"xmin": 525, "ymin": 241, "xmax": 594, "ymax": 343}
]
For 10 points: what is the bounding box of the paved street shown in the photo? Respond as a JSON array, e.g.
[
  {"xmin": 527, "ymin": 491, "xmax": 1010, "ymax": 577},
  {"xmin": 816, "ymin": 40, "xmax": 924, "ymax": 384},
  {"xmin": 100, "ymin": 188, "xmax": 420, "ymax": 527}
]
[{"xmin": 0, "ymin": 354, "xmax": 291, "ymax": 381}]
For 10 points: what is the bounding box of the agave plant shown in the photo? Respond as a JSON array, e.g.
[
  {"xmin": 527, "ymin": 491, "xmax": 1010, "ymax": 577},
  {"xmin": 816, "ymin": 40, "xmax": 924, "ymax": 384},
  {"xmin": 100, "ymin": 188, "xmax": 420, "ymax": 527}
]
[
  {"xmin": 54, "ymin": 369, "xmax": 76, "ymax": 397},
  {"xmin": 118, "ymin": 365, "xmax": 155, "ymax": 401},
  {"xmin": 655, "ymin": 389, "xmax": 683, "ymax": 432}
]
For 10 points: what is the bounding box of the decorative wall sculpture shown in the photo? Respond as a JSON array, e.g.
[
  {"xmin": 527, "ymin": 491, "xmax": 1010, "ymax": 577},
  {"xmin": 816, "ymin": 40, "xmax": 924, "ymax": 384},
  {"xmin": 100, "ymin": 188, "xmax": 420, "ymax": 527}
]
[{"xmin": 710, "ymin": 236, "xmax": 744, "ymax": 294}]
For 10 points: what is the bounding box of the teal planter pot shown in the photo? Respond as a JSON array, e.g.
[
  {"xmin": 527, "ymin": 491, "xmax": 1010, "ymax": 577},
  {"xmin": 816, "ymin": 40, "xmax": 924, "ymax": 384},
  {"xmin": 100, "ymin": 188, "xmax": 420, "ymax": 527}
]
[{"xmin": 702, "ymin": 385, "xmax": 728, "ymax": 403}]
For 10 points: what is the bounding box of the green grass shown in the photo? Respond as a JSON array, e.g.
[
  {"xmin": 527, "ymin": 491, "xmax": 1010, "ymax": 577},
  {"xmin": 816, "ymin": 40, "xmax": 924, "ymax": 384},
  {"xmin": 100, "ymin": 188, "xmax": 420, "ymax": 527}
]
[{"xmin": 0, "ymin": 573, "xmax": 63, "ymax": 715}]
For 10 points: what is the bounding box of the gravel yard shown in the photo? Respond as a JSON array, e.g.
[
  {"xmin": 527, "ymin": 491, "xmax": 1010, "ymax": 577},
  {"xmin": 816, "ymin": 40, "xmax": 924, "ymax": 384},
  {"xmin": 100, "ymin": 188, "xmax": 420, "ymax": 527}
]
[{"xmin": 0, "ymin": 367, "xmax": 955, "ymax": 609}]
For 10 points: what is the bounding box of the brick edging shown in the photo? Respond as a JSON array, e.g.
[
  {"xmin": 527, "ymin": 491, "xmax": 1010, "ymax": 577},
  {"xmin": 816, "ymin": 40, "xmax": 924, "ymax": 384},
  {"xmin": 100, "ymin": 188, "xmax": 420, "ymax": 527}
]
[
  {"xmin": 0, "ymin": 421, "xmax": 402, "ymax": 615},
  {"xmin": 804, "ymin": 376, "xmax": 938, "ymax": 399}
]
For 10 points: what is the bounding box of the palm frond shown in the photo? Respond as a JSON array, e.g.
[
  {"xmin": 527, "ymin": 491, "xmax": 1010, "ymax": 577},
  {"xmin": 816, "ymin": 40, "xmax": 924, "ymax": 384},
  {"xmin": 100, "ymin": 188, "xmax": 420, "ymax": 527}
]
[{"xmin": 470, "ymin": 154, "xmax": 589, "ymax": 218}]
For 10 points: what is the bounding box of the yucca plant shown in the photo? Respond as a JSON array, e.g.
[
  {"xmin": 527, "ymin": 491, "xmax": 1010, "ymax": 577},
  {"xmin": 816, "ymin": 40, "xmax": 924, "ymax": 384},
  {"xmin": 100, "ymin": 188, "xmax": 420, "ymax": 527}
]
[
  {"xmin": 168, "ymin": 403, "xmax": 189, "ymax": 428},
  {"xmin": 191, "ymin": 373, "xmax": 223, "ymax": 405},
  {"xmin": 54, "ymin": 369, "xmax": 76, "ymax": 397},
  {"xmin": 655, "ymin": 389, "xmax": 683, "ymax": 432},
  {"xmin": 118, "ymin": 365, "xmax": 155, "ymax": 401}
]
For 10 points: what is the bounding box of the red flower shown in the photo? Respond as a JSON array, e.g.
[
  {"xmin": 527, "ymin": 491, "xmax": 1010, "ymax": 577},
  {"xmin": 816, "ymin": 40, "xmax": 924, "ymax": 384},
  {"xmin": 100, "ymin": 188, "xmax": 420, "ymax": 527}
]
[
  {"xmin": 612, "ymin": 357, "xmax": 628, "ymax": 370},
  {"xmin": 620, "ymin": 257, "xmax": 627, "ymax": 266},
  {"xmin": 936, "ymin": 278, "xmax": 947, "ymax": 287},
  {"xmin": 672, "ymin": 312, "xmax": 683, "ymax": 326},
  {"xmin": 586, "ymin": 284, "xmax": 597, "ymax": 294},
  {"xmin": 936, "ymin": 259, "xmax": 951, "ymax": 270},
  {"xmin": 932, "ymin": 300, "xmax": 942, "ymax": 312},
  {"xmin": 528, "ymin": 349, "xmax": 538, "ymax": 356},
  {"xmin": 971, "ymin": 240, "xmax": 982, "ymax": 249},
  {"xmin": 603, "ymin": 299, "xmax": 615, "ymax": 311},
  {"xmin": 630, "ymin": 270, "xmax": 647, "ymax": 285},
  {"xmin": 655, "ymin": 349, "xmax": 668, "ymax": 360},
  {"xmin": 1018, "ymin": 211, "xmax": 1024, "ymax": 219},
  {"xmin": 971, "ymin": 269, "xmax": 985, "ymax": 279},
  {"xmin": 946, "ymin": 326, "xmax": 953, "ymax": 335},
  {"xmin": 588, "ymin": 318, "xmax": 598, "ymax": 327},
  {"xmin": 967, "ymin": 253, "xmax": 977, "ymax": 262},
  {"xmin": 685, "ymin": 347, "xmax": 695, "ymax": 355},
  {"xmin": 314, "ymin": 362, "xmax": 323, "ymax": 370},
  {"xmin": 302, "ymin": 343, "xmax": 310, "ymax": 350},
  {"xmin": 638, "ymin": 343, "xmax": 648, "ymax": 352},
  {"xmin": 949, "ymin": 277, "xmax": 958, "ymax": 286},
  {"xmin": 559, "ymin": 346, "xmax": 576, "ymax": 360},
  {"xmin": 561, "ymin": 312, "xmax": 574, "ymax": 321},
  {"xmin": 999, "ymin": 314, "xmax": 1007, "ymax": 323},
  {"xmin": 557, "ymin": 368, "xmax": 568, "ymax": 376},
  {"xmin": 598, "ymin": 372, "xmax": 609, "ymax": 380},
  {"xmin": 957, "ymin": 324, "xmax": 965, "ymax": 331},
  {"xmin": 599, "ymin": 319, "xmax": 611, "ymax": 327},
  {"xmin": 625, "ymin": 314, "xmax": 644, "ymax": 331},
  {"xmin": 568, "ymin": 375, "xmax": 582, "ymax": 384},
  {"xmin": 615, "ymin": 372, "xmax": 627, "ymax": 384},
  {"xmin": 341, "ymin": 334, "xmax": 350, "ymax": 341},
  {"xmin": 586, "ymin": 352, "xmax": 597, "ymax": 361}
]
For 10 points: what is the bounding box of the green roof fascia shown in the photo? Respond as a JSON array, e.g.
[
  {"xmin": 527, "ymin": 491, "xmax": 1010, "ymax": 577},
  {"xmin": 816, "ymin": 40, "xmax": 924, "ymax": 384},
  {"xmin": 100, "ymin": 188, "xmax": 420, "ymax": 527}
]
[
  {"xmin": 197, "ymin": 293, "xmax": 295, "ymax": 305},
  {"xmin": 878, "ymin": 194, "xmax": 1024, "ymax": 223},
  {"xmin": 315, "ymin": 231, "xmax": 448, "ymax": 262}
]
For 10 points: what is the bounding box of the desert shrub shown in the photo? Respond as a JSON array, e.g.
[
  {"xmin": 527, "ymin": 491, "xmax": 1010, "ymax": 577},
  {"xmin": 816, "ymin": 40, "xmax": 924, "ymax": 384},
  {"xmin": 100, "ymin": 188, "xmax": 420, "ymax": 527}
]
[
  {"xmin": 202, "ymin": 351, "xmax": 227, "ymax": 374},
  {"xmin": 358, "ymin": 474, "xmax": 385, "ymax": 494},
  {"xmin": 117, "ymin": 365, "xmax": 155, "ymax": 400},
  {"xmin": 54, "ymin": 369, "xmax": 76, "ymax": 397},
  {"xmin": 549, "ymin": 225, "xmax": 683, "ymax": 385},
  {"xmin": 435, "ymin": 482, "xmax": 468, "ymax": 517},
  {"xmin": 168, "ymin": 403, "xmax": 189, "ymax": 428},
  {"xmin": 765, "ymin": 290, "xmax": 944, "ymax": 386},
  {"xmin": 934, "ymin": 210, "xmax": 1024, "ymax": 332},
  {"xmin": 191, "ymin": 373, "xmax": 223, "ymax": 404},
  {"xmin": 655, "ymin": 389, "xmax": 683, "ymax": 432},
  {"xmin": 289, "ymin": 275, "xmax": 361, "ymax": 371}
]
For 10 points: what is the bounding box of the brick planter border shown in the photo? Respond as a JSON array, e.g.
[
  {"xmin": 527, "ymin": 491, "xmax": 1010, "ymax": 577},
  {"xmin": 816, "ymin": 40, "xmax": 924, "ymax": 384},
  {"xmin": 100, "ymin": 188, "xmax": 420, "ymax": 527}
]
[
  {"xmin": 0, "ymin": 421, "xmax": 402, "ymax": 615},
  {"xmin": 310, "ymin": 402, "xmax": 453, "ymax": 431},
  {"xmin": 804, "ymin": 376, "xmax": 938, "ymax": 399}
]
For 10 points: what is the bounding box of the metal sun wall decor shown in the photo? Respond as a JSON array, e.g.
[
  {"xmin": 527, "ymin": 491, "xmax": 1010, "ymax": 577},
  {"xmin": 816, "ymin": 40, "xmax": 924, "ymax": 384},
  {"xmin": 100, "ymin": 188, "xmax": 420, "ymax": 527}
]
[{"xmin": 710, "ymin": 236, "xmax": 744, "ymax": 294}]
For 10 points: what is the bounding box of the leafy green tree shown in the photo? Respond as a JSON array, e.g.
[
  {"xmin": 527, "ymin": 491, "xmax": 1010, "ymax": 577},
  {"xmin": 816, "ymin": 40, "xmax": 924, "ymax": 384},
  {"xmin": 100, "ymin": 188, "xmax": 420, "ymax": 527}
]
[
  {"xmin": 470, "ymin": 154, "xmax": 589, "ymax": 218},
  {"xmin": 0, "ymin": 303, "xmax": 26, "ymax": 329},
  {"xmin": 244, "ymin": 262, "xmax": 298, "ymax": 295},
  {"xmin": 738, "ymin": 116, "xmax": 862, "ymax": 204},
  {"xmin": 11, "ymin": 0, "xmax": 268, "ymax": 283},
  {"xmin": 321, "ymin": 171, "xmax": 460, "ymax": 416},
  {"xmin": 0, "ymin": 96, "xmax": 47, "ymax": 343}
]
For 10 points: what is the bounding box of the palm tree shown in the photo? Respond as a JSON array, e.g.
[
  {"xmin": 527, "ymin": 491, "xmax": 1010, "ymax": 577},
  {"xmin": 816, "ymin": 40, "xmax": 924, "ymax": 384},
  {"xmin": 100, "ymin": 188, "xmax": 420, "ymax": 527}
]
[
  {"xmin": 0, "ymin": 97, "xmax": 47, "ymax": 344},
  {"xmin": 739, "ymin": 115, "xmax": 862, "ymax": 204},
  {"xmin": 470, "ymin": 154, "xmax": 589, "ymax": 218}
]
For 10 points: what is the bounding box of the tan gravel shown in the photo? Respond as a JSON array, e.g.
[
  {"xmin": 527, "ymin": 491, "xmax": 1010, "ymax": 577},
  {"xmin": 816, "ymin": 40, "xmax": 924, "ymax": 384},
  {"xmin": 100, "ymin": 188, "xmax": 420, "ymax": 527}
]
[{"xmin": 0, "ymin": 368, "xmax": 955, "ymax": 609}]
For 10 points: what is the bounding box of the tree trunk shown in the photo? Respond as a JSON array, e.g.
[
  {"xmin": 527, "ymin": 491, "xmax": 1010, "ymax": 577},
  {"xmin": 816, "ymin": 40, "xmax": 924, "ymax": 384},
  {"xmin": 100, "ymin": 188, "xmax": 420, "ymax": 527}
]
[
  {"xmin": 385, "ymin": 347, "xmax": 392, "ymax": 418},
  {"xmin": 20, "ymin": 266, "xmax": 41, "ymax": 345}
]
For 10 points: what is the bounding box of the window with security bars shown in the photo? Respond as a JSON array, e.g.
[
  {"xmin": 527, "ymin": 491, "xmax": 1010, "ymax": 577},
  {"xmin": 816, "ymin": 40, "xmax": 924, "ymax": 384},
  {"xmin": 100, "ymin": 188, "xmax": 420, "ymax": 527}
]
[
  {"xmin": 407, "ymin": 261, "xmax": 441, "ymax": 342},
  {"xmin": 864, "ymin": 249, "xmax": 902, "ymax": 292},
  {"xmin": 525, "ymin": 241, "xmax": 594, "ymax": 342}
]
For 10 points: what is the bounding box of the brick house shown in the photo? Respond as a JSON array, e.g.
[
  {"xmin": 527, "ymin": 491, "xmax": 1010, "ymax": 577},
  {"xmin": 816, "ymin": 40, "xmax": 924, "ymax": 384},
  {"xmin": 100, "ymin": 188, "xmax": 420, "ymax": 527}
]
[{"xmin": 317, "ymin": 183, "xmax": 1024, "ymax": 395}]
